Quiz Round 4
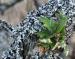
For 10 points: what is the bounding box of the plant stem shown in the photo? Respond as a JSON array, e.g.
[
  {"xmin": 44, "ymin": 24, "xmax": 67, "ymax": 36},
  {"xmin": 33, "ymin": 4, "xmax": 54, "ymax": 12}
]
[{"xmin": 52, "ymin": 42, "xmax": 60, "ymax": 50}]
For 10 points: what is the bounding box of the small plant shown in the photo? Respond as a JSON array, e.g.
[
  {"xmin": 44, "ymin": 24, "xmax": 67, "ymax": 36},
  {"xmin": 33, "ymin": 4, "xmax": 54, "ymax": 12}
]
[{"xmin": 36, "ymin": 11, "xmax": 68, "ymax": 53}]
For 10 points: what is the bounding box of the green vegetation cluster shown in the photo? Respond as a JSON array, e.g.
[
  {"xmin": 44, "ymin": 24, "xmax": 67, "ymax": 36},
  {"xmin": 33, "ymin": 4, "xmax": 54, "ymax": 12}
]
[{"xmin": 36, "ymin": 11, "xmax": 68, "ymax": 55}]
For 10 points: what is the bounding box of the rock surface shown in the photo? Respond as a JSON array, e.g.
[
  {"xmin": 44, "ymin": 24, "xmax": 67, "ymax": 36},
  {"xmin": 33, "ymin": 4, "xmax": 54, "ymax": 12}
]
[
  {"xmin": 0, "ymin": 20, "xmax": 14, "ymax": 58},
  {"xmin": 0, "ymin": 0, "xmax": 75, "ymax": 59},
  {"xmin": 0, "ymin": 0, "xmax": 47, "ymax": 25}
]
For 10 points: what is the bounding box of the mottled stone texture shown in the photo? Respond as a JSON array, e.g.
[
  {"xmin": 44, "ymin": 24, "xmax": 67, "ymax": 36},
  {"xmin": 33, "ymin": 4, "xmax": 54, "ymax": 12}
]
[
  {"xmin": 0, "ymin": 0, "xmax": 47, "ymax": 25},
  {"xmin": 0, "ymin": 20, "xmax": 14, "ymax": 58},
  {"xmin": 0, "ymin": 0, "xmax": 75, "ymax": 59}
]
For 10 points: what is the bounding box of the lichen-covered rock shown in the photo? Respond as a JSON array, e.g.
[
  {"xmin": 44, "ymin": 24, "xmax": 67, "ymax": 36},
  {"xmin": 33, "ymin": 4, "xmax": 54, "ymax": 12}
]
[
  {"xmin": 1, "ymin": 0, "xmax": 75, "ymax": 59},
  {"xmin": 0, "ymin": 20, "xmax": 14, "ymax": 58}
]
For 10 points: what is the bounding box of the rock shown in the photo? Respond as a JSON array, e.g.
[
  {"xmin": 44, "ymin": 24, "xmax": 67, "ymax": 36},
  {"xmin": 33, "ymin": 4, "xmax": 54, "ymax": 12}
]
[
  {"xmin": 1, "ymin": 0, "xmax": 75, "ymax": 59},
  {"xmin": 0, "ymin": 20, "xmax": 14, "ymax": 58}
]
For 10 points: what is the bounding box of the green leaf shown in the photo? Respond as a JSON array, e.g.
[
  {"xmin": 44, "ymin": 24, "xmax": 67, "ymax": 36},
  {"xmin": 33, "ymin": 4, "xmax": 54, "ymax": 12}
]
[
  {"xmin": 56, "ymin": 12, "xmax": 68, "ymax": 33},
  {"xmin": 39, "ymin": 16, "xmax": 56, "ymax": 31},
  {"xmin": 36, "ymin": 29, "xmax": 50, "ymax": 39},
  {"xmin": 59, "ymin": 36, "xmax": 65, "ymax": 42},
  {"xmin": 39, "ymin": 38, "xmax": 52, "ymax": 44},
  {"xmin": 59, "ymin": 27, "xmax": 66, "ymax": 42}
]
